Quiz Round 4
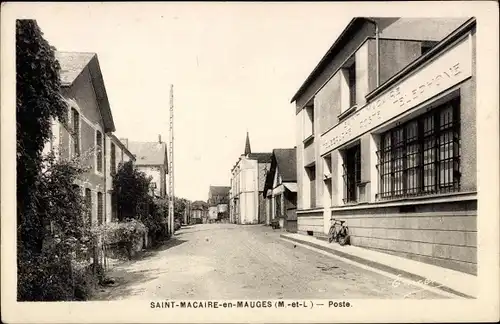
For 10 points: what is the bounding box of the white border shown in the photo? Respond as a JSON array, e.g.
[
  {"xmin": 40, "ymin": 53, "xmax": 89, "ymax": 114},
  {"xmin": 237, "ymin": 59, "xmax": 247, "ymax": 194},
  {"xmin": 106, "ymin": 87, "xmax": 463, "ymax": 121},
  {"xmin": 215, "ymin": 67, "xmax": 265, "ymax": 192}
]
[{"xmin": 1, "ymin": 2, "xmax": 498, "ymax": 323}]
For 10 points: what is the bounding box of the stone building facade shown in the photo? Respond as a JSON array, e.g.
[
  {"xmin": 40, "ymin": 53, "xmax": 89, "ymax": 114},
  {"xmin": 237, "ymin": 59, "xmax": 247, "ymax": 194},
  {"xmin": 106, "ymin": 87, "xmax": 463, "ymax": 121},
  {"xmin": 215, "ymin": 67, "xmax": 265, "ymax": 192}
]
[
  {"xmin": 46, "ymin": 51, "xmax": 134, "ymax": 226},
  {"xmin": 291, "ymin": 18, "xmax": 477, "ymax": 274},
  {"xmin": 229, "ymin": 133, "xmax": 272, "ymax": 224}
]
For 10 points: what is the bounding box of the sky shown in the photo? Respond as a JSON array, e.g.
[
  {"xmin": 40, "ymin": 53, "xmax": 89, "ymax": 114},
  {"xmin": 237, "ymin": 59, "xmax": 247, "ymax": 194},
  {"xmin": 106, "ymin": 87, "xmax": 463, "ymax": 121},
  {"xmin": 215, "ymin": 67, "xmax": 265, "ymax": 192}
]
[{"xmin": 27, "ymin": 2, "xmax": 351, "ymax": 201}]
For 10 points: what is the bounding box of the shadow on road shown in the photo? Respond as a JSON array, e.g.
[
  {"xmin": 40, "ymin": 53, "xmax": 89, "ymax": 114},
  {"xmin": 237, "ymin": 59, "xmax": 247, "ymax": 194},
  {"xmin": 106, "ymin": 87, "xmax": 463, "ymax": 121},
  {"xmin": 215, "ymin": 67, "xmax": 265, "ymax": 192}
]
[
  {"xmin": 174, "ymin": 227, "xmax": 238, "ymax": 236},
  {"xmin": 139, "ymin": 237, "xmax": 187, "ymax": 259},
  {"xmin": 93, "ymin": 267, "xmax": 167, "ymax": 300},
  {"xmin": 93, "ymin": 237, "xmax": 187, "ymax": 300}
]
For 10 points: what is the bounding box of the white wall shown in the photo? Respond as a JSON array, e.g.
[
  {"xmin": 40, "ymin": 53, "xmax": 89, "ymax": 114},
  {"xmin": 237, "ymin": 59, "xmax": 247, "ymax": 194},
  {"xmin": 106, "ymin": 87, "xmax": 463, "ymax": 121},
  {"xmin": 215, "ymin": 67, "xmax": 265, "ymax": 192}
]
[
  {"xmin": 138, "ymin": 166, "xmax": 162, "ymax": 196},
  {"xmin": 209, "ymin": 206, "xmax": 218, "ymax": 220}
]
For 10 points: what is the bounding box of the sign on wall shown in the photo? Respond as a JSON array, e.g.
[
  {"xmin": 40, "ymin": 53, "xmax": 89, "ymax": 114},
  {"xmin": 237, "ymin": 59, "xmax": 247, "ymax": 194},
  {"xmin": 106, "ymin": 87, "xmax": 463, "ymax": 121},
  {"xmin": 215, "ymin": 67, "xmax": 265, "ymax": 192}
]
[{"xmin": 320, "ymin": 34, "xmax": 472, "ymax": 155}]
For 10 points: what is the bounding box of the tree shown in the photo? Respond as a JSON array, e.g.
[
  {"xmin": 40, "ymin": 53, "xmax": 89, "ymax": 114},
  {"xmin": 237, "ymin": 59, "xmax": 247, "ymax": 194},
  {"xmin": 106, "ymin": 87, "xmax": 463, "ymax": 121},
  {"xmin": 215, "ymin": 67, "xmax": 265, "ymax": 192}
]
[
  {"xmin": 17, "ymin": 19, "xmax": 68, "ymax": 256},
  {"xmin": 112, "ymin": 161, "xmax": 152, "ymax": 220},
  {"xmin": 173, "ymin": 197, "xmax": 189, "ymax": 222},
  {"xmin": 16, "ymin": 20, "xmax": 90, "ymax": 301}
]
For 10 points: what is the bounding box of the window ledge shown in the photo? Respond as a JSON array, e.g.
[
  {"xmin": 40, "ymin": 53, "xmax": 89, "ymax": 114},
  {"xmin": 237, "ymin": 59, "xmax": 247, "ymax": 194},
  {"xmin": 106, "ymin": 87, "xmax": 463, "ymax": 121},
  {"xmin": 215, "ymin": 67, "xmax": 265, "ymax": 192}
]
[
  {"xmin": 331, "ymin": 191, "xmax": 477, "ymax": 211},
  {"xmin": 338, "ymin": 104, "xmax": 358, "ymax": 122},
  {"xmin": 303, "ymin": 134, "xmax": 315, "ymax": 145},
  {"xmin": 297, "ymin": 207, "xmax": 324, "ymax": 214}
]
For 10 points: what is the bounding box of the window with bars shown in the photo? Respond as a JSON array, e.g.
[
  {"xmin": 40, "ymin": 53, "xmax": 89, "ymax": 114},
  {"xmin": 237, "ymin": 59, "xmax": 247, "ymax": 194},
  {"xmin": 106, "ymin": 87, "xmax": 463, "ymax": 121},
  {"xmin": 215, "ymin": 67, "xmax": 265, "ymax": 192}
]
[
  {"xmin": 342, "ymin": 144, "xmax": 361, "ymax": 203},
  {"xmin": 377, "ymin": 98, "xmax": 461, "ymax": 199},
  {"xmin": 97, "ymin": 192, "xmax": 104, "ymax": 225},
  {"xmin": 110, "ymin": 142, "xmax": 116, "ymax": 174},
  {"xmin": 85, "ymin": 188, "xmax": 92, "ymax": 226},
  {"xmin": 71, "ymin": 108, "xmax": 80, "ymax": 157},
  {"xmin": 96, "ymin": 130, "xmax": 103, "ymax": 172}
]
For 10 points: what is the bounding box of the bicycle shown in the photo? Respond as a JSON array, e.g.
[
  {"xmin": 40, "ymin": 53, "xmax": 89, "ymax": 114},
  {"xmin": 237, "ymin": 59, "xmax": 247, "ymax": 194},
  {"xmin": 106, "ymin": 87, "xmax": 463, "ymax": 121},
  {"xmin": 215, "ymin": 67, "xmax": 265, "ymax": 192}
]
[{"xmin": 328, "ymin": 218, "xmax": 350, "ymax": 246}]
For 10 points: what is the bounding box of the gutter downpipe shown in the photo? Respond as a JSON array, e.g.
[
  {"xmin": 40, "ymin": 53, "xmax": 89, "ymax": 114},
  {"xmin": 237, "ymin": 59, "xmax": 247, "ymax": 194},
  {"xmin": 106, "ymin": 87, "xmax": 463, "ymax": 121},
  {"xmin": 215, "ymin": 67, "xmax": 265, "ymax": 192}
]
[{"xmin": 365, "ymin": 18, "xmax": 380, "ymax": 87}]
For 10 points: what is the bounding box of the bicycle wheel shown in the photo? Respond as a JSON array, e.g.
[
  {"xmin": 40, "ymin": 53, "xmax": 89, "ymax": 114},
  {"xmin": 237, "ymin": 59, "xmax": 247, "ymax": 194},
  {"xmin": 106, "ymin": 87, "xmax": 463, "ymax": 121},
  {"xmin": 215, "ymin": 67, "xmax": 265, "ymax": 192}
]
[
  {"xmin": 327, "ymin": 225, "xmax": 335, "ymax": 243},
  {"xmin": 338, "ymin": 227, "xmax": 350, "ymax": 246}
]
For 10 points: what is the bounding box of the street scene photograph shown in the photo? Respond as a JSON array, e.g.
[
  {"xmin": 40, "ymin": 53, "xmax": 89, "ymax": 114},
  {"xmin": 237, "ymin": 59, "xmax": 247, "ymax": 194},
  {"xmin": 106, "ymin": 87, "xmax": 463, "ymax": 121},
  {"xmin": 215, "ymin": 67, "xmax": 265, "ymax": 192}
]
[{"xmin": 2, "ymin": 1, "xmax": 500, "ymax": 323}]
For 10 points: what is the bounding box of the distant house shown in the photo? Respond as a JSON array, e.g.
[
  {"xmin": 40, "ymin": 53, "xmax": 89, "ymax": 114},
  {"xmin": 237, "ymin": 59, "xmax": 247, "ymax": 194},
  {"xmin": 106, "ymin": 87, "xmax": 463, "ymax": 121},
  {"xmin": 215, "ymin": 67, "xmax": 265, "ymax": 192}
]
[
  {"xmin": 125, "ymin": 136, "xmax": 169, "ymax": 198},
  {"xmin": 45, "ymin": 51, "xmax": 131, "ymax": 227},
  {"xmin": 229, "ymin": 132, "xmax": 272, "ymax": 225},
  {"xmin": 207, "ymin": 186, "xmax": 231, "ymax": 222},
  {"xmin": 190, "ymin": 200, "xmax": 208, "ymax": 225},
  {"xmin": 263, "ymin": 148, "xmax": 298, "ymax": 232}
]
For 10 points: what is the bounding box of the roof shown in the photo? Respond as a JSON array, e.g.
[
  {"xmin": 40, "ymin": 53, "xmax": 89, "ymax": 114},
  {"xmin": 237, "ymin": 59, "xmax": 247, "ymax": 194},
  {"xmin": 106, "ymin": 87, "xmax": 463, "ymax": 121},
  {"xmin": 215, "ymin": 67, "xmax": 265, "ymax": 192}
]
[
  {"xmin": 127, "ymin": 141, "xmax": 168, "ymax": 167},
  {"xmin": 263, "ymin": 148, "xmax": 297, "ymax": 197},
  {"xmin": 274, "ymin": 148, "xmax": 297, "ymax": 182},
  {"xmin": 209, "ymin": 186, "xmax": 230, "ymax": 197},
  {"xmin": 290, "ymin": 18, "xmax": 372, "ymax": 103},
  {"xmin": 244, "ymin": 131, "xmax": 251, "ymax": 155},
  {"xmin": 56, "ymin": 52, "xmax": 95, "ymax": 85},
  {"xmin": 109, "ymin": 134, "xmax": 136, "ymax": 161},
  {"xmin": 247, "ymin": 152, "xmax": 272, "ymax": 163},
  {"xmin": 191, "ymin": 200, "xmax": 208, "ymax": 210},
  {"xmin": 56, "ymin": 51, "xmax": 116, "ymax": 133}
]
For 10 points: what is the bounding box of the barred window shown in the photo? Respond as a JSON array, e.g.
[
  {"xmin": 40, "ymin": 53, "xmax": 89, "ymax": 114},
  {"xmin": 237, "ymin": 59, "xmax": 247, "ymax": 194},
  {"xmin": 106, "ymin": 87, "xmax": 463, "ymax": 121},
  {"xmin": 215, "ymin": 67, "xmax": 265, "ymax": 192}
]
[
  {"xmin": 377, "ymin": 98, "xmax": 460, "ymax": 199},
  {"xmin": 96, "ymin": 130, "xmax": 103, "ymax": 172},
  {"xmin": 342, "ymin": 144, "xmax": 361, "ymax": 203}
]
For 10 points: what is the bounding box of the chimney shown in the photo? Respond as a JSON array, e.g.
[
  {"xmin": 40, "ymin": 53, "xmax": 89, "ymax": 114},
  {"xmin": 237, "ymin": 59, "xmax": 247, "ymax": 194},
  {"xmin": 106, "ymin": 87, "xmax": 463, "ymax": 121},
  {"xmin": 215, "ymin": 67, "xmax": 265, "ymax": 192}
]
[
  {"xmin": 120, "ymin": 138, "xmax": 128, "ymax": 148},
  {"xmin": 158, "ymin": 134, "xmax": 162, "ymax": 143}
]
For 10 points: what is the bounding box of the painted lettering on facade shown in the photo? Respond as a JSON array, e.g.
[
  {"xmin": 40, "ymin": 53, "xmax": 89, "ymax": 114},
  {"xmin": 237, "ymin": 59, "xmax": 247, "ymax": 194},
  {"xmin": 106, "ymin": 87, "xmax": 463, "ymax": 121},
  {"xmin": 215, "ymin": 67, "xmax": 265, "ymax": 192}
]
[{"xmin": 320, "ymin": 36, "xmax": 472, "ymax": 155}]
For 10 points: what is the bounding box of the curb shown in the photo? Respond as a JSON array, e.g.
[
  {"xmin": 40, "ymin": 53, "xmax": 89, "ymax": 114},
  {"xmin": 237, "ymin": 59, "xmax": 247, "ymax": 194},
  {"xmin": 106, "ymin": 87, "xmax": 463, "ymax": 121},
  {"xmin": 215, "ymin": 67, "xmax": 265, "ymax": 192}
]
[{"xmin": 280, "ymin": 234, "xmax": 475, "ymax": 299}]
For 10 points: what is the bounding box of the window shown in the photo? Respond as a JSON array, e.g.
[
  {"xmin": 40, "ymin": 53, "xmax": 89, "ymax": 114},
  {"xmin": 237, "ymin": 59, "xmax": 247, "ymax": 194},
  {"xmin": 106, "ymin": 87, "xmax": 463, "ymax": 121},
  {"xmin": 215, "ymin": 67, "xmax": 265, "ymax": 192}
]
[
  {"xmin": 275, "ymin": 194, "xmax": 282, "ymax": 218},
  {"xmin": 303, "ymin": 104, "xmax": 314, "ymax": 140},
  {"xmin": 323, "ymin": 154, "xmax": 333, "ymax": 205},
  {"xmin": 305, "ymin": 164, "xmax": 316, "ymax": 208},
  {"xmin": 110, "ymin": 143, "xmax": 116, "ymax": 174},
  {"xmin": 85, "ymin": 188, "xmax": 92, "ymax": 226},
  {"xmin": 348, "ymin": 60, "xmax": 356, "ymax": 108},
  {"xmin": 111, "ymin": 192, "xmax": 118, "ymax": 221},
  {"xmin": 71, "ymin": 108, "xmax": 80, "ymax": 157},
  {"xmin": 377, "ymin": 98, "xmax": 460, "ymax": 199},
  {"xmin": 97, "ymin": 192, "xmax": 104, "ymax": 225},
  {"xmin": 96, "ymin": 130, "xmax": 103, "ymax": 172},
  {"xmin": 342, "ymin": 144, "xmax": 361, "ymax": 203}
]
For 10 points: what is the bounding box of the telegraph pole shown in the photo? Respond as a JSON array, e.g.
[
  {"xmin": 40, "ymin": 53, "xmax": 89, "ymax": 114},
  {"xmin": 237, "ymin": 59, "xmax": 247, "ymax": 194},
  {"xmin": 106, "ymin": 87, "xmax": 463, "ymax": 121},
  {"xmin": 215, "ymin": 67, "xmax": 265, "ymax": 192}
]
[{"xmin": 168, "ymin": 84, "xmax": 175, "ymax": 236}]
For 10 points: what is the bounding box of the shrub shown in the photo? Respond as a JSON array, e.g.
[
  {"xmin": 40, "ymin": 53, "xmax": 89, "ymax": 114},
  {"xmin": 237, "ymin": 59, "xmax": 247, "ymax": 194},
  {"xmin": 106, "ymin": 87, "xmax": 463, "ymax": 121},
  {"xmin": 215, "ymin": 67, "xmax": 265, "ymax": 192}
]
[
  {"xmin": 113, "ymin": 161, "xmax": 152, "ymax": 220},
  {"xmin": 92, "ymin": 219, "xmax": 147, "ymax": 259},
  {"xmin": 144, "ymin": 198, "xmax": 169, "ymax": 244},
  {"xmin": 16, "ymin": 19, "xmax": 98, "ymax": 301}
]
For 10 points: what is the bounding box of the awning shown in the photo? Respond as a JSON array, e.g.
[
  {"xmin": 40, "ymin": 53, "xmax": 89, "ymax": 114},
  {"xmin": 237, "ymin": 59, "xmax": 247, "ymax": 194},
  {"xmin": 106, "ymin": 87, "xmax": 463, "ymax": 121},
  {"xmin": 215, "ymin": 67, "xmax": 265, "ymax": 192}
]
[{"xmin": 283, "ymin": 182, "xmax": 297, "ymax": 192}]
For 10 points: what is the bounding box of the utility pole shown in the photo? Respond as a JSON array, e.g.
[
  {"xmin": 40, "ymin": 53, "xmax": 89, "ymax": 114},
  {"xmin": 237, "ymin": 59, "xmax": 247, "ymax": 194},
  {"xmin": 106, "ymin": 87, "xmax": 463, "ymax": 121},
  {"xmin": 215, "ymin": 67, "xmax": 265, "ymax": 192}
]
[{"xmin": 168, "ymin": 84, "xmax": 175, "ymax": 236}]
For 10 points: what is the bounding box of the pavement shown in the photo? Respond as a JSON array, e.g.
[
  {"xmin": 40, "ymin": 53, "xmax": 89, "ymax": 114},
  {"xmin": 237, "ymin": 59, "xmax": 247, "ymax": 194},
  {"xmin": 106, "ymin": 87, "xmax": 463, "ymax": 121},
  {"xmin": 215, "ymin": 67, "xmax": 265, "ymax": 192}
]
[
  {"xmin": 93, "ymin": 223, "xmax": 449, "ymax": 300},
  {"xmin": 281, "ymin": 232, "xmax": 477, "ymax": 299}
]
